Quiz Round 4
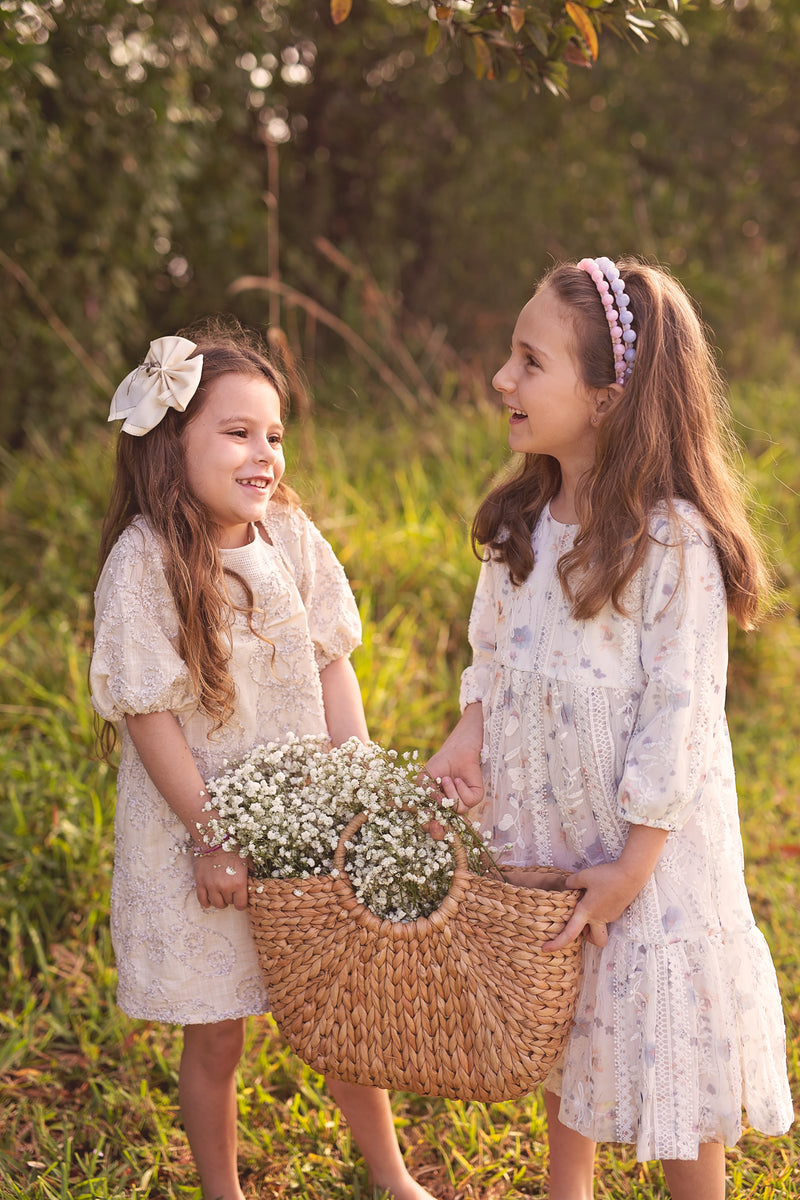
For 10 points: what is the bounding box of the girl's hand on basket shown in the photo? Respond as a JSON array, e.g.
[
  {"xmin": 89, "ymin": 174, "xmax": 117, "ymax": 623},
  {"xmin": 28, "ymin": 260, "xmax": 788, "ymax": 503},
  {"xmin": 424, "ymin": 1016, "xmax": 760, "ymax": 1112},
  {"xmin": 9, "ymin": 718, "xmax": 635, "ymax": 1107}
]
[
  {"xmin": 542, "ymin": 861, "xmax": 626, "ymax": 949},
  {"xmin": 194, "ymin": 851, "xmax": 249, "ymax": 911},
  {"xmin": 544, "ymin": 825, "xmax": 669, "ymax": 950}
]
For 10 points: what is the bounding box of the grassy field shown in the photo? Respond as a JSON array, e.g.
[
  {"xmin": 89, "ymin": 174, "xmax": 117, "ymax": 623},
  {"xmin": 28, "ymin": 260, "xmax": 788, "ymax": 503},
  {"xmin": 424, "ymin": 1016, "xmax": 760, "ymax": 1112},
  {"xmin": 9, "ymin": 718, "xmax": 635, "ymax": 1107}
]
[{"xmin": 0, "ymin": 387, "xmax": 798, "ymax": 1199}]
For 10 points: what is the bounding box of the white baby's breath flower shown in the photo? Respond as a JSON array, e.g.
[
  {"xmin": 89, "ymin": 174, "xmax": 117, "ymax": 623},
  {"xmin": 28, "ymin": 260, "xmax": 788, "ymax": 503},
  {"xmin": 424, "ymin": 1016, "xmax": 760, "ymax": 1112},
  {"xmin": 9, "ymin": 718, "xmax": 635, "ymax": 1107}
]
[{"xmin": 203, "ymin": 735, "xmax": 491, "ymax": 920}]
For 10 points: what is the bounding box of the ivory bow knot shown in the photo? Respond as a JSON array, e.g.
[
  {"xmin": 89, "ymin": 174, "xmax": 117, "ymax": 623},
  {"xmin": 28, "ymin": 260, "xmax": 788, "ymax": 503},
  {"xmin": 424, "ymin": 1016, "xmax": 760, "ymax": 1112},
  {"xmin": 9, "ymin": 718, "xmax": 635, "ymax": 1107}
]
[{"xmin": 109, "ymin": 336, "xmax": 203, "ymax": 436}]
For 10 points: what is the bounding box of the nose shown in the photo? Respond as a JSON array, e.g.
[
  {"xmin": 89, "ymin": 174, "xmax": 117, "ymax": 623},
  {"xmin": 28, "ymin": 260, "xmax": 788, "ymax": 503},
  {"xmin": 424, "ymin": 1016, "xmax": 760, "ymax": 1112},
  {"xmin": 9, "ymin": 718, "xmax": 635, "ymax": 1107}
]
[
  {"xmin": 492, "ymin": 358, "xmax": 514, "ymax": 395},
  {"xmin": 256, "ymin": 438, "xmax": 280, "ymax": 464}
]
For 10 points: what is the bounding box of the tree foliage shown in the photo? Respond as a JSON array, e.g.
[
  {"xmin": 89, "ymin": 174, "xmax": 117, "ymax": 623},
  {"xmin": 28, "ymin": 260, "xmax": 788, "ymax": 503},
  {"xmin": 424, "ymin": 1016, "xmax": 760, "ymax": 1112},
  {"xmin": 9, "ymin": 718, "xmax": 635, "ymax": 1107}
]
[
  {"xmin": 1, "ymin": 0, "xmax": 282, "ymax": 444},
  {"xmin": 0, "ymin": 0, "xmax": 797, "ymax": 448},
  {"xmin": 333, "ymin": 1, "xmax": 691, "ymax": 95}
]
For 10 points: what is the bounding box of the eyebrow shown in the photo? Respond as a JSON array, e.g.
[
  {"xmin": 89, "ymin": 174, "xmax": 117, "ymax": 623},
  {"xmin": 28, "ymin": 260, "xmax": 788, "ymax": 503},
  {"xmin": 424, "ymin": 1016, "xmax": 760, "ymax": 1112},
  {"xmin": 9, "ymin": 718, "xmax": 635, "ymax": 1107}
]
[
  {"xmin": 217, "ymin": 415, "xmax": 285, "ymax": 431},
  {"xmin": 516, "ymin": 338, "xmax": 548, "ymax": 361}
]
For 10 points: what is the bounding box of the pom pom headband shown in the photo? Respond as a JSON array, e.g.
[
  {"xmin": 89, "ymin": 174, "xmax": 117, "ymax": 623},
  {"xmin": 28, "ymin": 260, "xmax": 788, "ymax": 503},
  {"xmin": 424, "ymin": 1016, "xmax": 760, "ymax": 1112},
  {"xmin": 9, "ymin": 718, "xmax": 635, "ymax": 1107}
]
[
  {"xmin": 109, "ymin": 335, "xmax": 203, "ymax": 436},
  {"xmin": 577, "ymin": 257, "xmax": 637, "ymax": 387}
]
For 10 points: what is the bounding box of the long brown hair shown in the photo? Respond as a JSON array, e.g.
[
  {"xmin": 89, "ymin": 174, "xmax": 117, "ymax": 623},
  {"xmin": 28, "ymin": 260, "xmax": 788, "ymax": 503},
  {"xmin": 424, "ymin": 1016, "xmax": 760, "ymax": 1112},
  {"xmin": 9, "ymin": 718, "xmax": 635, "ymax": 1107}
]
[
  {"xmin": 473, "ymin": 258, "xmax": 770, "ymax": 629},
  {"xmin": 95, "ymin": 317, "xmax": 298, "ymax": 758}
]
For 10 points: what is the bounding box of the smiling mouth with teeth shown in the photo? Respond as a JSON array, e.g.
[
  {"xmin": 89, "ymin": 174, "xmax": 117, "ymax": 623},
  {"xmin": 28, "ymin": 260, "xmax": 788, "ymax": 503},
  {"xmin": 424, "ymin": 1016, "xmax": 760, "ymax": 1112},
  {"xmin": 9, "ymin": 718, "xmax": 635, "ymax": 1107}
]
[{"xmin": 239, "ymin": 478, "xmax": 270, "ymax": 489}]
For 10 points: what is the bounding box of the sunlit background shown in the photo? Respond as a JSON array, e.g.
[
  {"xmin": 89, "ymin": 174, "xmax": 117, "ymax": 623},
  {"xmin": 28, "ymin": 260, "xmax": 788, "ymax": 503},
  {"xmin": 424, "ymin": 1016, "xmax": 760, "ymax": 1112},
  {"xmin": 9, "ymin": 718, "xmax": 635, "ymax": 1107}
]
[{"xmin": 2, "ymin": 0, "xmax": 798, "ymax": 447}]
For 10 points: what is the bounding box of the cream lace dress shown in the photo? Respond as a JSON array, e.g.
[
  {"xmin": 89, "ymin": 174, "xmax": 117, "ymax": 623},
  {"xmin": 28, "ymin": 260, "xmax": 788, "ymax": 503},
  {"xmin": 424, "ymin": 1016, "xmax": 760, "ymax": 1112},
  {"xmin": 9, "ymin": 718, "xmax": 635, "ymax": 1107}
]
[
  {"xmin": 91, "ymin": 503, "xmax": 361, "ymax": 1025},
  {"xmin": 460, "ymin": 499, "xmax": 793, "ymax": 1161}
]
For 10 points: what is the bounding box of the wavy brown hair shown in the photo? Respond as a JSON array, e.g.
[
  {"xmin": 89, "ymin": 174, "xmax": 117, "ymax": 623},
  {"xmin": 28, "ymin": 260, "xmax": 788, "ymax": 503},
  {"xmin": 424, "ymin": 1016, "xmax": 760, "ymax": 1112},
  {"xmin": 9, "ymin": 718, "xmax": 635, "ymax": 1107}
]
[
  {"xmin": 473, "ymin": 258, "xmax": 770, "ymax": 629},
  {"xmin": 95, "ymin": 317, "xmax": 298, "ymax": 758}
]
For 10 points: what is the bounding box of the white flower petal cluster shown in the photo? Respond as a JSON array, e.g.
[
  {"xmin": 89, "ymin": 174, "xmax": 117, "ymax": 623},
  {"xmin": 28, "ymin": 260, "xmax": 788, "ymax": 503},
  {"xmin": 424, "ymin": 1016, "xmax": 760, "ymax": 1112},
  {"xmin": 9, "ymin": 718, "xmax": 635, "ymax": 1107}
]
[
  {"xmin": 345, "ymin": 810, "xmax": 460, "ymax": 923},
  {"xmin": 204, "ymin": 735, "xmax": 489, "ymax": 921}
]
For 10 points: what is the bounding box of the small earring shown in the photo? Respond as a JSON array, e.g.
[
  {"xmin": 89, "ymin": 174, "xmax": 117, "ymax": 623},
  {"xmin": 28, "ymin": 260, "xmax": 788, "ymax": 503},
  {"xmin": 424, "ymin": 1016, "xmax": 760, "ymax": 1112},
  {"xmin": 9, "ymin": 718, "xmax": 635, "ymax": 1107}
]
[{"xmin": 591, "ymin": 413, "xmax": 599, "ymax": 426}]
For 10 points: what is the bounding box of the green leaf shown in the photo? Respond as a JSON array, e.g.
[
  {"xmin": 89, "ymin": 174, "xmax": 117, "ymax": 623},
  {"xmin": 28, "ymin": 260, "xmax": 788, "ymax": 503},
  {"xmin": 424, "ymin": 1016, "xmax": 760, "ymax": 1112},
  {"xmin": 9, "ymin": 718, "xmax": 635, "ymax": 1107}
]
[
  {"xmin": 424, "ymin": 20, "xmax": 441, "ymax": 57},
  {"xmin": 526, "ymin": 20, "xmax": 550, "ymax": 57},
  {"xmin": 472, "ymin": 34, "xmax": 492, "ymax": 80}
]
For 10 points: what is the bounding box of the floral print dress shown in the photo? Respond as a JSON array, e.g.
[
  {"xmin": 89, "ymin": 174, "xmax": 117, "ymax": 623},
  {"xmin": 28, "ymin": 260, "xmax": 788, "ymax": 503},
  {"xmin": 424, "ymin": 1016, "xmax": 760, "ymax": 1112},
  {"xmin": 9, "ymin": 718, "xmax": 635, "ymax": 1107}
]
[
  {"xmin": 90, "ymin": 503, "xmax": 361, "ymax": 1026},
  {"xmin": 460, "ymin": 499, "xmax": 793, "ymax": 1160}
]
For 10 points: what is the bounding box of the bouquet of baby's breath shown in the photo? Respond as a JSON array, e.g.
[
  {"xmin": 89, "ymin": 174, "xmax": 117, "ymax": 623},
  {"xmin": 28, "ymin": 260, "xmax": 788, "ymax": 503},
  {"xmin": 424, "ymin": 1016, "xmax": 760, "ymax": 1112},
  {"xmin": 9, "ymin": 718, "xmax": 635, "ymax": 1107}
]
[{"xmin": 202, "ymin": 734, "xmax": 490, "ymax": 922}]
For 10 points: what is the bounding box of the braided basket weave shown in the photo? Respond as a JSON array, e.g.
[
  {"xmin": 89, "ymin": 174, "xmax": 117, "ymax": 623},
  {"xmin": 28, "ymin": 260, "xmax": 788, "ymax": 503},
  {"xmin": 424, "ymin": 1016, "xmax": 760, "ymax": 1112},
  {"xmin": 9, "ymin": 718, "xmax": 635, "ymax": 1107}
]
[{"xmin": 248, "ymin": 811, "xmax": 584, "ymax": 1102}]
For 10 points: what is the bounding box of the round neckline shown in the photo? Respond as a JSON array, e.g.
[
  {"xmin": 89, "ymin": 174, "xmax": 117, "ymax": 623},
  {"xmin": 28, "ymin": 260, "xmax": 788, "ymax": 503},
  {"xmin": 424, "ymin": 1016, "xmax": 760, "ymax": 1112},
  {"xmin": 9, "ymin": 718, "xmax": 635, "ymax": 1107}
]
[
  {"xmin": 219, "ymin": 522, "xmax": 259, "ymax": 553},
  {"xmin": 546, "ymin": 500, "xmax": 579, "ymax": 529}
]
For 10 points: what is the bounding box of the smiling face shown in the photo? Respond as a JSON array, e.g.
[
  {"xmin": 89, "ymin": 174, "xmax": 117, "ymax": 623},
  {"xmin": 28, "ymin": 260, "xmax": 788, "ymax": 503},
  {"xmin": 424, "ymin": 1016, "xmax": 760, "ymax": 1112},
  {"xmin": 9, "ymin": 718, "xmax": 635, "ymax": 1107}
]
[
  {"xmin": 492, "ymin": 286, "xmax": 599, "ymax": 480},
  {"xmin": 181, "ymin": 372, "xmax": 285, "ymax": 548}
]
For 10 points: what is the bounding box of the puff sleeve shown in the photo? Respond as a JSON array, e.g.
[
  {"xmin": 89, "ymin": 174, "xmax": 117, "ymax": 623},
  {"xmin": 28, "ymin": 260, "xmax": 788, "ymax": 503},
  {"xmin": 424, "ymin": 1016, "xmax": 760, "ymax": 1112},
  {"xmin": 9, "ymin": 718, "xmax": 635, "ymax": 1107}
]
[
  {"xmin": 459, "ymin": 555, "xmax": 498, "ymax": 710},
  {"xmin": 90, "ymin": 520, "xmax": 197, "ymax": 723},
  {"xmin": 615, "ymin": 509, "xmax": 730, "ymax": 831},
  {"xmin": 263, "ymin": 505, "xmax": 361, "ymax": 671}
]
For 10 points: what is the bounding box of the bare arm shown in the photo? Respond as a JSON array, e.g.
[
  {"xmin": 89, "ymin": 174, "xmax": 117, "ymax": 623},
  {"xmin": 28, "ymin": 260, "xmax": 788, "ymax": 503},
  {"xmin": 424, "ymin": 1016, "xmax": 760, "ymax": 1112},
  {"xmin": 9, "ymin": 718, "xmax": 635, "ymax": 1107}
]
[
  {"xmin": 319, "ymin": 655, "xmax": 369, "ymax": 746},
  {"xmin": 125, "ymin": 711, "xmax": 248, "ymax": 911},
  {"xmin": 545, "ymin": 823, "xmax": 669, "ymax": 950}
]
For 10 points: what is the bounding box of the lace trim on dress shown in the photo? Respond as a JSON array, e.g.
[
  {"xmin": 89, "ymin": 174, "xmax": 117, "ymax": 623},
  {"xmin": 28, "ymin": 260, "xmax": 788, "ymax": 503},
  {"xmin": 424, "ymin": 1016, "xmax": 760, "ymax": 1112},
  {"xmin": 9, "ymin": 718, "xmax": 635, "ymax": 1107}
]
[
  {"xmin": 573, "ymin": 687, "xmax": 627, "ymax": 861},
  {"xmin": 520, "ymin": 675, "xmax": 553, "ymax": 865}
]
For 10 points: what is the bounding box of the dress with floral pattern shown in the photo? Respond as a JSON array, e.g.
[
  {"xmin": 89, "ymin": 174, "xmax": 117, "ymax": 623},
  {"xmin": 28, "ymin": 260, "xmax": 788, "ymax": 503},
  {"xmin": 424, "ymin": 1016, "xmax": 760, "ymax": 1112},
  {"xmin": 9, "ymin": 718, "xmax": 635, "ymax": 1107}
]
[
  {"xmin": 460, "ymin": 499, "xmax": 793, "ymax": 1160},
  {"xmin": 91, "ymin": 503, "xmax": 361, "ymax": 1026}
]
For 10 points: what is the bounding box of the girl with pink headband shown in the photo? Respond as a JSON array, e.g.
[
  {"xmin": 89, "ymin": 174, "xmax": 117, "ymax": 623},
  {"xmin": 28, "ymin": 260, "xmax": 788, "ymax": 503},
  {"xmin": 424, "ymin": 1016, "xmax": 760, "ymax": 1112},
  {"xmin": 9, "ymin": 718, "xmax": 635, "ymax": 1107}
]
[{"xmin": 427, "ymin": 258, "xmax": 793, "ymax": 1199}]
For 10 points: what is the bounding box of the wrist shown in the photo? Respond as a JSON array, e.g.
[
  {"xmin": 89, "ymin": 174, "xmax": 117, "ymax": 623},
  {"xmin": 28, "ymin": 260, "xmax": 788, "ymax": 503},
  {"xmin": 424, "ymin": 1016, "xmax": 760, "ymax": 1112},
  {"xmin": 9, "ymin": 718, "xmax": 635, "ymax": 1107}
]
[
  {"xmin": 191, "ymin": 832, "xmax": 234, "ymax": 858},
  {"xmin": 450, "ymin": 704, "xmax": 484, "ymax": 750},
  {"xmin": 190, "ymin": 789, "xmax": 239, "ymax": 857},
  {"xmin": 618, "ymin": 824, "xmax": 669, "ymax": 887}
]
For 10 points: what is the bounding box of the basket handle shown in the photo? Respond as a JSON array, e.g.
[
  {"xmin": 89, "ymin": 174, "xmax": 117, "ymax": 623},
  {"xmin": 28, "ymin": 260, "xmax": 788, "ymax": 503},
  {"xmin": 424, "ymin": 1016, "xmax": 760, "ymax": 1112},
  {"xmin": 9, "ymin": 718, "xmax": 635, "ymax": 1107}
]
[{"xmin": 333, "ymin": 808, "xmax": 469, "ymax": 875}]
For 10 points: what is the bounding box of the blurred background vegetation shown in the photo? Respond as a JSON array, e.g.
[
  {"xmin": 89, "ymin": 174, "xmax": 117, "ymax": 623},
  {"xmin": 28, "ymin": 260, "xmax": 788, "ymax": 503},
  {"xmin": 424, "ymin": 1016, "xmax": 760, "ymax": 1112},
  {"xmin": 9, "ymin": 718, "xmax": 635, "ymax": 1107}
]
[{"xmin": 1, "ymin": 0, "xmax": 798, "ymax": 449}]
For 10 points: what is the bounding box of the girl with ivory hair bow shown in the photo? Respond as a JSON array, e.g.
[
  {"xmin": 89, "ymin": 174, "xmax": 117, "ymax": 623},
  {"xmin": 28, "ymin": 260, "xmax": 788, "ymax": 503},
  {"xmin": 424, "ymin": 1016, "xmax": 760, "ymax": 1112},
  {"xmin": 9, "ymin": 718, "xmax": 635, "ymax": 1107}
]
[
  {"xmin": 426, "ymin": 257, "xmax": 793, "ymax": 1200},
  {"xmin": 91, "ymin": 319, "xmax": 436, "ymax": 1200}
]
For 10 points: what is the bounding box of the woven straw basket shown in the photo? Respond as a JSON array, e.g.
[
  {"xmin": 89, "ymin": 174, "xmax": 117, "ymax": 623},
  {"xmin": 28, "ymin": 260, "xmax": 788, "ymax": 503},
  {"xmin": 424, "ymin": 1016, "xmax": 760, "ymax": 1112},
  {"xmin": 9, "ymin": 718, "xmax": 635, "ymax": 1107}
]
[{"xmin": 248, "ymin": 810, "xmax": 584, "ymax": 1102}]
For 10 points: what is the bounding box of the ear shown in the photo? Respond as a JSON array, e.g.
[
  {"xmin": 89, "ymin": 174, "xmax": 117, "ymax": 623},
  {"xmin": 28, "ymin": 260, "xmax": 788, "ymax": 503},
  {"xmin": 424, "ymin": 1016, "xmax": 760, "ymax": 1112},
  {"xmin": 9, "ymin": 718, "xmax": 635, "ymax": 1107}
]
[{"xmin": 593, "ymin": 384, "xmax": 623, "ymax": 423}]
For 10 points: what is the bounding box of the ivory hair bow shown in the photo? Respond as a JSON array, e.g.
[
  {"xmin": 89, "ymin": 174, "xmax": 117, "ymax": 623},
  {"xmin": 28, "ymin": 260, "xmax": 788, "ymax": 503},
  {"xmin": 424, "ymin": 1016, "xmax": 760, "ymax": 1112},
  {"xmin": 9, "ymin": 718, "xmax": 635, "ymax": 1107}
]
[{"xmin": 108, "ymin": 336, "xmax": 204, "ymax": 436}]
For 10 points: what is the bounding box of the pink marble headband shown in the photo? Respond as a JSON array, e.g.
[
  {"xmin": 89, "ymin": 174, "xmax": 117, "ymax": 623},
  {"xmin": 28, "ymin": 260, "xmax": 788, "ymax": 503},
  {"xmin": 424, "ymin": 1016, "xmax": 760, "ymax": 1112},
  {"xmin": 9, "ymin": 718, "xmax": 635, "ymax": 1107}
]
[{"xmin": 577, "ymin": 257, "xmax": 637, "ymax": 386}]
